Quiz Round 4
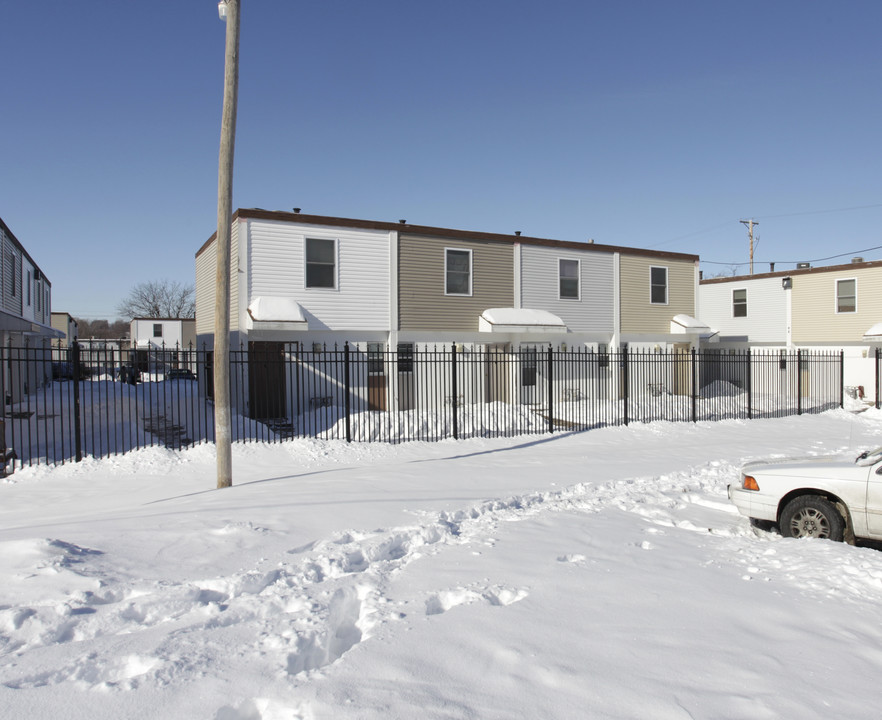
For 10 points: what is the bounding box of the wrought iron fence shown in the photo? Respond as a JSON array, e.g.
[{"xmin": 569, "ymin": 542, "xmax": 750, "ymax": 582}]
[{"xmin": 0, "ymin": 342, "xmax": 857, "ymax": 470}]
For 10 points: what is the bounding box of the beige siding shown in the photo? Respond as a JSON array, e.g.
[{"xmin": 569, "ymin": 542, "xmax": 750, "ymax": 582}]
[
  {"xmin": 194, "ymin": 221, "xmax": 240, "ymax": 337},
  {"xmin": 792, "ymin": 266, "xmax": 882, "ymax": 343},
  {"xmin": 399, "ymin": 234, "xmax": 514, "ymax": 331},
  {"xmin": 620, "ymin": 255, "xmax": 696, "ymax": 333}
]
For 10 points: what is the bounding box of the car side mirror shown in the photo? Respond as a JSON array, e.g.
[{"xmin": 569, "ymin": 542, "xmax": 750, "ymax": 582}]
[{"xmin": 876, "ymin": 465, "xmax": 882, "ymax": 475}]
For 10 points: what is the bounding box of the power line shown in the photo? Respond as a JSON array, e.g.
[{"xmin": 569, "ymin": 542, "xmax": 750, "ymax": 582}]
[
  {"xmin": 650, "ymin": 202, "xmax": 882, "ymax": 250},
  {"xmin": 701, "ymin": 243, "xmax": 882, "ymax": 266}
]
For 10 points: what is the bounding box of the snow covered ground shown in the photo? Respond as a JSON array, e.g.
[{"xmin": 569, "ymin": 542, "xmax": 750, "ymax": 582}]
[{"xmin": 2, "ymin": 409, "xmax": 882, "ymax": 719}]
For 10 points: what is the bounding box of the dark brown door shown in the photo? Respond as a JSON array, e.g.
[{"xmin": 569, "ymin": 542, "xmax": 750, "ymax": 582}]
[{"xmin": 249, "ymin": 342, "xmax": 286, "ymax": 418}]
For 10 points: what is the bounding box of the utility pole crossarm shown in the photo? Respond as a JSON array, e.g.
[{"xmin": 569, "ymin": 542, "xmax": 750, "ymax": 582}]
[{"xmin": 740, "ymin": 219, "xmax": 759, "ymax": 275}]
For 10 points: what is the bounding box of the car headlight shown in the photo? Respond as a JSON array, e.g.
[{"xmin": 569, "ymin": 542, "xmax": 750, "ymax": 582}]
[{"xmin": 742, "ymin": 475, "xmax": 760, "ymax": 491}]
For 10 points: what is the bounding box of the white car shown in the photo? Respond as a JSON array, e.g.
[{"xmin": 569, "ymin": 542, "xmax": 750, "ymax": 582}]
[{"xmin": 728, "ymin": 446, "xmax": 882, "ymax": 542}]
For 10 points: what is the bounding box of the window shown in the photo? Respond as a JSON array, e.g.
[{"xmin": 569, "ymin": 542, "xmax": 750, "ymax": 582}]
[
  {"xmin": 733, "ymin": 288, "xmax": 747, "ymax": 317},
  {"xmin": 7, "ymin": 251, "xmax": 15, "ymax": 298},
  {"xmin": 397, "ymin": 343, "xmax": 414, "ymax": 373},
  {"xmin": 650, "ymin": 266, "xmax": 668, "ymax": 304},
  {"xmin": 521, "ymin": 347, "xmax": 538, "ymax": 387},
  {"xmin": 367, "ymin": 342, "xmax": 385, "ymax": 374},
  {"xmin": 559, "ymin": 259, "xmax": 580, "ymax": 299},
  {"xmin": 837, "ymin": 279, "xmax": 856, "ymax": 313},
  {"xmin": 27, "ymin": 271, "xmax": 31, "ymax": 306},
  {"xmin": 445, "ymin": 249, "xmax": 472, "ymax": 295},
  {"xmin": 305, "ymin": 238, "xmax": 337, "ymax": 289},
  {"xmin": 153, "ymin": 323, "xmax": 163, "ymax": 338}
]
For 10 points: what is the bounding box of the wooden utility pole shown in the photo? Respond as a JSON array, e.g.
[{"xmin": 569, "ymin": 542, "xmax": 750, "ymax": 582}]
[
  {"xmin": 215, "ymin": 0, "xmax": 240, "ymax": 489},
  {"xmin": 740, "ymin": 219, "xmax": 759, "ymax": 275}
]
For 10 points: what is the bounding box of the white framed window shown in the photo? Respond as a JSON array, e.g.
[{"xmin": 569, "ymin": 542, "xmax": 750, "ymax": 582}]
[
  {"xmin": 836, "ymin": 278, "xmax": 856, "ymax": 313},
  {"xmin": 445, "ymin": 248, "xmax": 472, "ymax": 296},
  {"xmin": 559, "ymin": 258, "xmax": 580, "ymax": 299},
  {"xmin": 650, "ymin": 266, "xmax": 668, "ymax": 304},
  {"xmin": 305, "ymin": 238, "xmax": 337, "ymax": 289},
  {"xmin": 733, "ymin": 288, "xmax": 747, "ymax": 317},
  {"xmin": 367, "ymin": 342, "xmax": 385, "ymax": 375}
]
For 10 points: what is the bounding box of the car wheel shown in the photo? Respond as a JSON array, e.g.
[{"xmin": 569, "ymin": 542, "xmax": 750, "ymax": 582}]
[{"xmin": 780, "ymin": 496, "xmax": 845, "ymax": 541}]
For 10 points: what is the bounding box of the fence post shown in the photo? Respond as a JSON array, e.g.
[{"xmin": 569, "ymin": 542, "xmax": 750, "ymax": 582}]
[
  {"xmin": 547, "ymin": 345, "xmax": 554, "ymax": 434},
  {"xmin": 72, "ymin": 341, "xmax": 83, "ymax": 462},
  {"xmin": 451, "ymin": 344, "xmax": 459, "ymax": 440},
  {"xmin": 747, "ymin": 349, "xmax": 753, "ymax": 420},
  {"xmin": 344, "ymin": 342, "xmax": 351, "ymax": 443},
  {"xmin": 839, "ymin": 350, "xmax": 844, "ymax": 409},
  {"xmin": 622, "ymin": 346, "xmax": 629, "ymax": 426},
  {"xmin": 691, "ymin": 347, "xmax": 697, "ymax": 423},
  {"xmin": 797, "ymin": 349, "xmax": 803, "ymax": 416}
]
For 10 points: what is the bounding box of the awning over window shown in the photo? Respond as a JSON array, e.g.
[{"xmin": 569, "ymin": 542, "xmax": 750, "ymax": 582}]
[
  {"xmin": 863, "ymin": 323, "xmax": 882, "ymax": 341},
  {"xmin": 246, "ymin": 296, "xmax": 308, "ymax": 330},
  {"xmin": 479, "ymin": 308, "xmax": 568, "ymax": 334},
  {"xmin": 671, "ymin": 314, "xmax": 718, "ymax": 339}
]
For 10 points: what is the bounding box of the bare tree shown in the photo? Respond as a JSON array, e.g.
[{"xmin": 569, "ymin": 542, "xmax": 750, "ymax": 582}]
[{"xmin": 117, "ymin": 280, "xmax": 195, "ymax": 320}]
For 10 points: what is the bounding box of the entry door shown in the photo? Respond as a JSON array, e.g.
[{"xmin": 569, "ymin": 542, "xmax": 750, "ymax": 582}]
[
  {"xmin": 673, "ymin": 343, "xmax": 692, "ymax": 396},
  {"xmin": 367, "ymin": 343, "xmax": 387, "ymax": 412},
  {"xmin": 485, "ymin": 344, "xmax": 510, "ymax": 403},
  {"xmin": 249, "ymin": 342, "xmax": 286, "ymax": 419},
  {"xmin": 519, "ymin": 345, "xmax": 539, "ymax": 405}
]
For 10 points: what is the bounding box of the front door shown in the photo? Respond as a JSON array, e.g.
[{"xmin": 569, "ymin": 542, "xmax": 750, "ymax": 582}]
[
  {"xmin": 249, "ymin": 342, "xmax": 286, "ymax": 419},
  {"xmin": 485, "ymin": 343, "xmax": 510, "ymax": 403},
  {"xmin": 367, "ymin": 343, "xmax": 387, "ymax": 411}
]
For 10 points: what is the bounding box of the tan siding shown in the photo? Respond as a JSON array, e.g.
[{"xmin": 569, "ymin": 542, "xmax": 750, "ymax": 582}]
[
  {"xmin": 399, "ymin": 234, "xmax": 514, "ymax": 331},
  {"xmin": 620, "ymin": 255, "xmax": 695, "ymax": 333},
  {"xmin": 194, "ymin": 221, "xmax": 240, "ymax": 337},
  {"xmin": 792, "ymin": 266, "xmax": 882, "ymax": 343}
]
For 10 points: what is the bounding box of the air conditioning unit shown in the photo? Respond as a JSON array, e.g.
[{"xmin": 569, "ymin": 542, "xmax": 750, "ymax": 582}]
[{"xmin": 796, "ymin": 262, "xmax": 810, "ymax": 269}]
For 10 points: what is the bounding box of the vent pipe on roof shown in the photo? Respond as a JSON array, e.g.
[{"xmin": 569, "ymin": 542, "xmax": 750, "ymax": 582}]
[
  {"xmin": 292, "ymin": 208, "xmax": 301, "ymax": 213},
  {"xmin": 514, "ymin": 231, "xmax": 521, "ymax": 236},
  {"xmin": 797, "ymin": 262, "xmax": 811, "ymax": 269},
  {"xmin": 853, "ymin": 257, "xmax": 864, "ymax": 263},
  {"xmin": 399, "ymin": 219, "xmax": 406, "ymax": 224},
  {"xmin": 770, "ymin": 262, "xmax": 775, "ymax": 272},
  {"xmin": 587, "ymin": 238, "xmax": 595, "ymax": 244}
]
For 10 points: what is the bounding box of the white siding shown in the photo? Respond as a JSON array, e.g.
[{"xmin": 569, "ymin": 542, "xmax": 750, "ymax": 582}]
[
  {"xmin": 195, "ymin": 220, "xmax": 240, "ymax": 337},
  {"xmin": 699, "ymin": 276, "xmax": 788, "ymax": 343},
  {"xmin": 519, "ymin": 245, "xmax": 615, "ymax": 333},
  {"xmin": 247, "ymin": 219, "xmax": 391, "ymax": 331}
]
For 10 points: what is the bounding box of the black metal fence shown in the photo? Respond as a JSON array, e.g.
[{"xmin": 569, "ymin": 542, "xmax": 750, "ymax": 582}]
[{"xmin": 0, "ymin": 342, "xmax": 860, "ymax": 470}]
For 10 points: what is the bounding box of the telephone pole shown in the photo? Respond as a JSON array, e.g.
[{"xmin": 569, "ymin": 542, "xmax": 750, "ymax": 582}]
[
  {"xmin": 740, "ymin": 219, "xmax": 758, "ymax": 275},
  {"xmin": 215, "ymin": 0, "xmax": 240, "ymax": 489}
]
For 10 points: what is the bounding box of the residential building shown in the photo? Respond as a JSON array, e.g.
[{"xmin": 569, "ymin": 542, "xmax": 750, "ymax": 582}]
[
  {"xmin": 700, "ymin": 258, "xmax": 882, "ymax": 399},
  {"xmin": 0, "ymin": 216, "xmax": 64, "ymax": 401},
  {"xmin": 195, "ymin": 209, "xmax": 701, "ymax": 417}
]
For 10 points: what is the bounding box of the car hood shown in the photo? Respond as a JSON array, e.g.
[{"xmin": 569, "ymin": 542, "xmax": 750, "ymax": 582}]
[{"xmin": 742, "ymin": 455, "xmax": 866, "ymax": 479}]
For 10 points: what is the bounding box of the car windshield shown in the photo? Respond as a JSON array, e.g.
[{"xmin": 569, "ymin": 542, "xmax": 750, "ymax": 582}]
[{"xmin": 855, "ymin": 447, "xmax": 882, "ymax": 465}]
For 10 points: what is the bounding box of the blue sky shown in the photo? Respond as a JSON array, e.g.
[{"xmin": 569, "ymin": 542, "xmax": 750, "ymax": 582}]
[{"xmin": 2, "ymin": 1, "xmax": 881, "ymax": 319}]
